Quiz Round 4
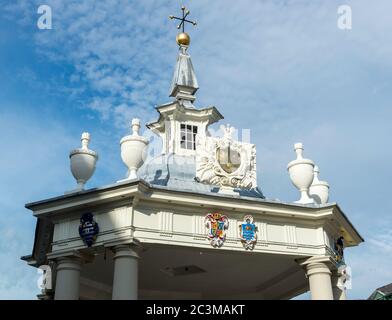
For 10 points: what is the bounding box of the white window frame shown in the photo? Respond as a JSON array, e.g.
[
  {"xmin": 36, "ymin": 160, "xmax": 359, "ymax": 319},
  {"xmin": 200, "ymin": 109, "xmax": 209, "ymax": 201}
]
[{"xmin": 177, "ymin": 121, "xmax": 199, "ymax": 155}]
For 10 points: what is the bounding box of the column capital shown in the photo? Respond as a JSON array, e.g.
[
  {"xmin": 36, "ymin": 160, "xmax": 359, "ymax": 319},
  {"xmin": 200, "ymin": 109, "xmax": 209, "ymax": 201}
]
[
  {"xmin": 297, "ymin": 256, "xmax": 336, "ymax": 272},
  {"xmin": 47, "ymin": 249, "xmax": 94, "ymax": 263},
  {"xmin": 55, "ymin": 256, "xmax": 82, "ymax": 272},
  {"xmin": 112, "ymin": 244, "xmax": 140, "ymax": 260},
  {"xmin": 304, "ymin": 261, "xmax": 331, "ymax": 277}
]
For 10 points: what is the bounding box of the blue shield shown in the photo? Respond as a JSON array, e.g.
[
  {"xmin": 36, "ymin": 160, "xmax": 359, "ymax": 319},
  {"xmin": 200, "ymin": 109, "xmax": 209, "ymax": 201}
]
[
  {"xmin": 242, "ymin": 223, "xmax": 255, "ymax": 241},
  {"xmin": 79, "ymin": 213, "xmax": 99, "ymax": 247}
]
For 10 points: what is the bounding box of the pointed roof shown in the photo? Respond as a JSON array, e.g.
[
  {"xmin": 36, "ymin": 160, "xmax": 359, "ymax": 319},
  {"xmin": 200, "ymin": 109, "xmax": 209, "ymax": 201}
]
[
  {"xmin": 169, "ymin": 45, "xmax": 199, "ymax": 101},
  {"xmin": 146, "ymin": 101, "xmax": 224, "ymax": 133}
]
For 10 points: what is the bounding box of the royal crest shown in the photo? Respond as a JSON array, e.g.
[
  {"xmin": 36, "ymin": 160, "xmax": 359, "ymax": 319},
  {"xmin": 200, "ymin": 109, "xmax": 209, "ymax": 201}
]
[
  {"xmin": 205, "ymin": 213, "xmax": 229, "ymax": 247},
  {"xmin": 239, "ymin": 215, "xmax": 257, "ymax": 250},
  {"xmin": 196, "ymin": 124, "xmax": 257, "ymax": 190},
  {"xmin": 79, "ymin": 212, "xmax": 99, "ymax": 247}
]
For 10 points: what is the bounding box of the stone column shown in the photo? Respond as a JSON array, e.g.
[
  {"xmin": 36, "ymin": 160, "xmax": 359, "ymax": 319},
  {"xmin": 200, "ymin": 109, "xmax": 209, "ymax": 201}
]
[
  {"xmin": 54, "ymin": 257, "xmax": 82, "ymax": 300},
  {"xmin": 305, "ymin": 261, "xmax": 334, "ymax": 300},
  {"xmin": 112, "ymin": 245, "xmax": 139, "ymax": 300}
]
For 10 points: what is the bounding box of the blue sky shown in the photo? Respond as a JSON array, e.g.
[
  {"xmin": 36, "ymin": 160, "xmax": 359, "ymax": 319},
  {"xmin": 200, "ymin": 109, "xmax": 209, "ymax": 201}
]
[{"xmin": 0, "ymin": 0, "xmax": 391, "ymax": 299}]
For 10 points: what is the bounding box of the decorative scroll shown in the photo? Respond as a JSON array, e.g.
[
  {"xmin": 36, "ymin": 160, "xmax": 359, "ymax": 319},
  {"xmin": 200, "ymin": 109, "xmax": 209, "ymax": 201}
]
[{"xmin": 196, "ymin": 125, "xmax": 257, "ymax": 189}]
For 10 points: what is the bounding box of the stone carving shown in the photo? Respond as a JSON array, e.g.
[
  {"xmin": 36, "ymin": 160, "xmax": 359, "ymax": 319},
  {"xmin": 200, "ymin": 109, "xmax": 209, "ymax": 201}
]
[
  {"xmin": 309, "ymin": 166, "xmax": 330, "ymax": 205},
  {"xmin": 287, "ymin": 143, "xmax": 315, "ymax": 204},
  {"xmin": 69, "ymin": 132, "xmax": 98, "ymax": 191},
  {"xmin": 196, "ymin": 124, "xmax": 257, "ymax": 189},
  {"xmin": 336, "ymin": 264, "xmax": 350, "ymax": 290},
  {"xmin": 119, "ymin": 118, "xmax": 149, "ymax": 180}
]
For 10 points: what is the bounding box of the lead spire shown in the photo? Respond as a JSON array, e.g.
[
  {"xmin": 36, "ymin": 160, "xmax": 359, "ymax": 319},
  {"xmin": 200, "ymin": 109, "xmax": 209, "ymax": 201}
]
[{"xmin": 169, "ymin": 6, "xmax": 199, "ymax": 104}]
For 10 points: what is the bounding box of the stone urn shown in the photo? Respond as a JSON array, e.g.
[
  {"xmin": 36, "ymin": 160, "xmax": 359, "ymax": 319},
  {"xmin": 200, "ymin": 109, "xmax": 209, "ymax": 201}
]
[
  {"xmin": 309, "ymin": 166, "xmax": 330, "ymax": 204},
  {"xmin": 287, "ymin": 143, "xmax": 315, "ymax": 204},
  {"xmin": 120, "ymin": 118, "xmax": 149, "ymax": 180},
  {"xmin": 69, "ymin": 132, "xmax": 98, "ymax": 191}
]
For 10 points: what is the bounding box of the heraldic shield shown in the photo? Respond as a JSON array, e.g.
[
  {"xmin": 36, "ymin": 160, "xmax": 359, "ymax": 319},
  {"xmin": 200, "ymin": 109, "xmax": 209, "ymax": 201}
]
[
  {"xmin": 79, "ymin": 212, "xmax": 99, "ymax": 247},
  {"xmin": 239, "ymin": 215, "xmax": 257, "ymax": 250},
  {"xmin": 205, "ymin": 213, "xmax": 229, "ymax": 248},
  {"xmin": 216, "ymin": 143, "xmax": 241, "ymax": 174}
]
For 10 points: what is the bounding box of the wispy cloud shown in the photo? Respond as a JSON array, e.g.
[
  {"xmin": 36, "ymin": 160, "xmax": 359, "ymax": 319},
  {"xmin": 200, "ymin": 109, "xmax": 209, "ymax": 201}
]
[{"xmin": 4, "ymin": 0, "xmax": 178, "ymax": 127}]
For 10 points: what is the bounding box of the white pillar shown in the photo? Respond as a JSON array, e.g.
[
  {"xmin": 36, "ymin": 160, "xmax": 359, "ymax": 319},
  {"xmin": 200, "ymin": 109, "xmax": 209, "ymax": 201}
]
[
  {"xmin": 112, "ymin": 245, "xmax": 139, "ymax": 300},
  {"xmin": 305, "ymin": 261, "xmax": 334, "ymax": 300},
  {"xmin": 332, "ymin": 273, "xmax": 347, "ymax": 300},
  {"xmin": 54, "ymin": 257, "xmax": 82, "ymax": 300}
]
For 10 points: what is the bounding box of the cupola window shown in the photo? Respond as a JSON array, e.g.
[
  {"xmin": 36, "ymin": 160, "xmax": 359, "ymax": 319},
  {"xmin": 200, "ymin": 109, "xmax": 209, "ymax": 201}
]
[{"xmin": 180, "ymin": 124, "xmax": 197, "ymax": 150}]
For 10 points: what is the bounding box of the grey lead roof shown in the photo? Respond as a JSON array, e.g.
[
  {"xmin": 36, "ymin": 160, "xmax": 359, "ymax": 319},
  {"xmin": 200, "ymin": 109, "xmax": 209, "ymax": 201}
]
[
  {"xmin": 169, "ymin": 46, "xmax": 199, "ymax": 97},
  {"xmin": 139, "ymin": 153, "xmax": 264, "ymax": 199}
]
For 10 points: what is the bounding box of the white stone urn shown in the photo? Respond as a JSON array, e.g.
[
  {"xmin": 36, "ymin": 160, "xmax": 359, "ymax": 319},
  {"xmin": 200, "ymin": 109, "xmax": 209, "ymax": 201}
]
[
  {"xmin": 119, "ymin": 118, "xmax": 149, "ymax": 180},
  {"xmin": 287, "ymin": 143, "xmax": 315, "ymax": 204},
  {"xmin": 69, "ymin": 132, "xmax": 98, "ymax": 191},
  {"xmin": 309, "ymin": 166, "xmax": 330, "ymax": 204}
]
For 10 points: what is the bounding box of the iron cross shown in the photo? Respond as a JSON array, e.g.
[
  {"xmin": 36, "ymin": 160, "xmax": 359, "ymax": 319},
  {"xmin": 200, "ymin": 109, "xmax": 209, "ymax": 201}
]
[{"xmin": 169, "ymin": 6, "xmax": 197, "ymax": 33}]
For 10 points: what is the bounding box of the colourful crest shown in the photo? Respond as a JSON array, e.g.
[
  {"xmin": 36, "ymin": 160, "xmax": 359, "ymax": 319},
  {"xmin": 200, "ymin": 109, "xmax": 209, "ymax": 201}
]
[{"xmin": 205, "ymin": 213, "xmax": 229, "ymax": 248}]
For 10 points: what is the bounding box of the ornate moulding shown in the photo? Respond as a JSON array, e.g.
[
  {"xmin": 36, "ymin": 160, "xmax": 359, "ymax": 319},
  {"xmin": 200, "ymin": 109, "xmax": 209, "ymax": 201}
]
[{"xmin": 195, "ymin": 125, "xmax": 257, "ymax": 189}]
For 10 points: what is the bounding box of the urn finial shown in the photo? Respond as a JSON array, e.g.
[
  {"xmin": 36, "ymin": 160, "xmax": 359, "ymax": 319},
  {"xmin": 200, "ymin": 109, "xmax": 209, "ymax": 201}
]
[
  {"xmin": 294, "ymin": 142, "xmax": 304, "ymax": 159},
  {"xmin": 287, "ymin": 142, "xmax": 315, "ymax": 204},
  {"xmin": 119, "ymin": 118, "xmax": 149, "ymax": 181},
  {"xmin": 131, "ymin": 118, "xmax": 141, "ymax": 136},
  {"xmin": 68, "ymin": 132, "xmax": 98, "ymax": 193},
  {"xmin": 81, "ymin": 132, "xmax": 90, "ymax": 150},
  {"xmin": 309, "ymin": 165, "xmax": 330, "ymax": 204}
]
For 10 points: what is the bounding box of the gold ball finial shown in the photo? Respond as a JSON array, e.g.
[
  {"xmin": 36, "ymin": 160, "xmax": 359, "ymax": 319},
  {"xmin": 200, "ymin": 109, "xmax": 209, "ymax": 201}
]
[{"xmin": 176, "ymin": 32, "xmax": 190, "ymax": 46}]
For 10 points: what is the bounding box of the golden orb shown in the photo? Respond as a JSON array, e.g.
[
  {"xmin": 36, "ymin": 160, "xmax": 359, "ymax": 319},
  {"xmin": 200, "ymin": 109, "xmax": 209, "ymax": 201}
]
[{"xmin": 176, "ymin": 32, "xmax": 190, "ymax": 46}]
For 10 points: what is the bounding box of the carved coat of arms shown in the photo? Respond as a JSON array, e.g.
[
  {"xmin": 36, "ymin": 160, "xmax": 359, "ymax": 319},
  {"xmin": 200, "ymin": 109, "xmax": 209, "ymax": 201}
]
[
  {"xmin": 239, "ymin": 215, "xmax": 257, "ymax": 250},
  {"xmin": 79, "ymin": 212, "xmax": 99, "ymax": 247},
  {"xmin": 196, "ymin": 124, "xmax": 257, "ymax": 189},
  {"xmin": 205, "ymin": 213, "xmax": 229, "ymax": 248}
]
